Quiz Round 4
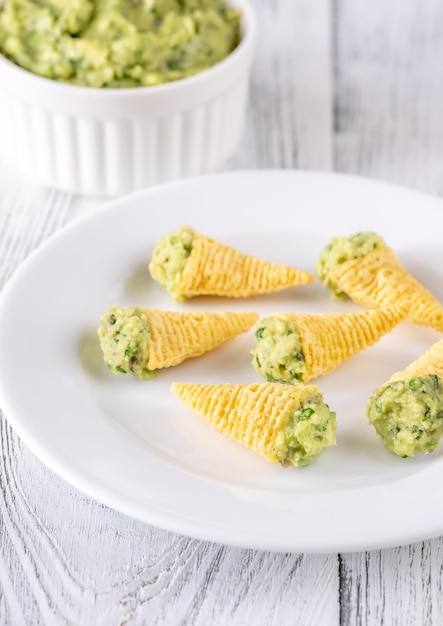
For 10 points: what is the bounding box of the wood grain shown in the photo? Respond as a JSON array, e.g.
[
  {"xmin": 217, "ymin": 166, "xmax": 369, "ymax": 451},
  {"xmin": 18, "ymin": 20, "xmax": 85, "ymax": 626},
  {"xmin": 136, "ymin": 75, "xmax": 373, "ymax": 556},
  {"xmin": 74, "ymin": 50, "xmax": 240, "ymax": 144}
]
[
  {"xmin": 228, "ymin": 0, "xmax": 333, "ymax": 171},
  {"xmin": 339, "ymin": 544, "xmax": 443, "ymax": 626},
  {"xmin": 335, "ymin": 0, "xmax": 443, "ymax": 194}
]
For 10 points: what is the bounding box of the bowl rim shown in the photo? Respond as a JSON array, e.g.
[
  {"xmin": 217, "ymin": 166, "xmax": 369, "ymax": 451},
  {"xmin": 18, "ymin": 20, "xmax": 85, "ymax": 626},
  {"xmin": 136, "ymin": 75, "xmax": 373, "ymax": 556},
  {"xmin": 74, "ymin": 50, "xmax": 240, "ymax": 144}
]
[{"xmin": 0, "ymin": 0, "xmax": 257, "ymax": 98}]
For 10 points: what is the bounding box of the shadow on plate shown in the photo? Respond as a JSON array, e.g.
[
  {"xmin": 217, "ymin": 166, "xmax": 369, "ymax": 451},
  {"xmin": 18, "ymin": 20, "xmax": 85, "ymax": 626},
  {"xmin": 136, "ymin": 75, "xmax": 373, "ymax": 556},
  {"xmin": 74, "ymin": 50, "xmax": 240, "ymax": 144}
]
[{"xmin": 78, "ymin": 330, "xmax": 109, "ymax": 380}]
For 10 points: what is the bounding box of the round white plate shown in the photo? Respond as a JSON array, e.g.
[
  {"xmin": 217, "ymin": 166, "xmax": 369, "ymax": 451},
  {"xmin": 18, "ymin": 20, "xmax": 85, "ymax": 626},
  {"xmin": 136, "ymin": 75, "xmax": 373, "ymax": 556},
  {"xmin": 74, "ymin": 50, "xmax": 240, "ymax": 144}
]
[{"xmin": 1, "ymin": 170, "xmax": 443, "ymax": 554}]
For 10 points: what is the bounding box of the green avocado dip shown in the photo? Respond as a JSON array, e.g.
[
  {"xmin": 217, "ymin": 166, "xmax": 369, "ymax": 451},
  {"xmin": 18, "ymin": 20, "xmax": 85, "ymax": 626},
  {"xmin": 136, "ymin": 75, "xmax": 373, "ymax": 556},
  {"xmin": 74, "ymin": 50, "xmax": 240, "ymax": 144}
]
[
  {"xmin": 367, "ymin": 374, "xmax": 443, "ymax": 457},
  {"xmin": 98, "ymin": 305, "xmax": 157, "ymax": 379},
  {"xmin": 316, "ymin": 231, "xmax": 386, "ymax": 299},
  {"xmin": 275, "ymin": 389, "xmax": 336, "ymax": 467},
  {"xmin": 149, "ymin": 225, "xmax": 194, "ymax": 301},
  {"xmin": 252, "ymin": 316, "xmax": 306, "ymax": 384},
  {"xmin": 0, "ymin": 0, "xmax": 242, "ymax": 88}
]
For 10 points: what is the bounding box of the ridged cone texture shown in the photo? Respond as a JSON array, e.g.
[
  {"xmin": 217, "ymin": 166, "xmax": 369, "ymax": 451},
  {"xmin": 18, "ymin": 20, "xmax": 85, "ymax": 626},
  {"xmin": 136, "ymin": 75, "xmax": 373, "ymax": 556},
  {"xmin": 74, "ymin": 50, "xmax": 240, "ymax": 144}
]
[
  {"xmin": 327, "ymin": 247, "xmax": 443, "ymax": 331},
  {"xmin": 279, "ymin": 305, "xmax": 406, "ymax": 382},
  {"xmin": 388, "ymin": 338, "xmax": 443, "ymax": 383},
  {"xmin": 170, "ymin": 381, "xmax": 318, "ymax": 464},
  {"xmin": 178, "ymin": 233, "xmax": 314, "ymax": 299},
  {"xmin": 143, "ymin": 309, "xmax": 258, "ymax": 369}
]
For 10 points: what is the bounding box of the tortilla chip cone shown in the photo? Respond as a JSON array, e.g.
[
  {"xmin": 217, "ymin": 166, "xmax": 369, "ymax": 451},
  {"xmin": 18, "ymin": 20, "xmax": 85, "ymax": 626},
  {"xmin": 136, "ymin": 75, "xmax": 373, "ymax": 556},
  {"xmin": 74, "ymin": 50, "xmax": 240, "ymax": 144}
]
[
  {"xmin": 387, "ymin": 338, "xmax": 443, "ymax": 383},
  {"xmin": 326, "ymin": 247, "xmax": 443, "ymax": 331},
  {"xmin": 98, "ymin": 306, "xmax": 258, "ymax": 379},
  {"xmin": 180, "ymin": 232, "xmax": 314, "ymax": 298},
  {"xmin": 252, "ymin": 305, "xmax": 407, "ymax": 384},
  {"xmin": 367, "ymin": 339, "xmax": 443, "ymax": 457},
  {"xmin": 149, "ymin": 226, "xmax": 314, "ymax": 301},
  {"xmin": 145, "ymin": 309, "xmax": 258, "ymax": 369},
  {"xmin": 170, "ymin": 382, "xmax": 336, "ymax": 466}
]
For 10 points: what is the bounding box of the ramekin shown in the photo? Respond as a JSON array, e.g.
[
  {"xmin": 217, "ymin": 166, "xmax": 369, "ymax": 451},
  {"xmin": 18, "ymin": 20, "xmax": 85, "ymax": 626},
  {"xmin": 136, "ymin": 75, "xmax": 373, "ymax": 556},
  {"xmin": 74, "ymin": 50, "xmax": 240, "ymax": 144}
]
[{"xmin": 0, "ymin": 0, "xmax": 256, "ymax": 197}]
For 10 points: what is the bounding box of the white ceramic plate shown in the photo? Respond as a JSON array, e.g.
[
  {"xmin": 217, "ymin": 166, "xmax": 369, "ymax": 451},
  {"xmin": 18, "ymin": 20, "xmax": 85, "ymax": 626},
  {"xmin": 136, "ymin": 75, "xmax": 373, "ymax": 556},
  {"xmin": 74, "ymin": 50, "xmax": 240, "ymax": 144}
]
[{"xmin": 1, "ymin": 170, "xmax": 443, "ymax": 554}]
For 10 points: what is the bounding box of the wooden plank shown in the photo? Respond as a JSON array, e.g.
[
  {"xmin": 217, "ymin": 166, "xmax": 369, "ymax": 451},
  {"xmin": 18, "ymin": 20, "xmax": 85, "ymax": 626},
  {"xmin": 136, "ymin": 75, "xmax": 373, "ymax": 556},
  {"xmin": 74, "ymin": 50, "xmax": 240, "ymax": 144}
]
[
  {"xmin": 335, "ymin": 0, "xmax": 443, "ymax": 195},
  {"xmin": 339, "ymin": 544, "xmax": 443, "ymax": 626},
  {"xmin": 229, "ymin": 0, "xmax": 333, "ymax": 171}
]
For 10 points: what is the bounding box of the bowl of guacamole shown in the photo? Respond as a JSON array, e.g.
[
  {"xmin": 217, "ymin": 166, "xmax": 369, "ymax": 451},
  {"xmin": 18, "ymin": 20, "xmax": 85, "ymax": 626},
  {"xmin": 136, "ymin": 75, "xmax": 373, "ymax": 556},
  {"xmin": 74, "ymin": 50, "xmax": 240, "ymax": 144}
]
[{"xmin": 0, "ymin": 0, "xmax": 256, "ymax": 195}]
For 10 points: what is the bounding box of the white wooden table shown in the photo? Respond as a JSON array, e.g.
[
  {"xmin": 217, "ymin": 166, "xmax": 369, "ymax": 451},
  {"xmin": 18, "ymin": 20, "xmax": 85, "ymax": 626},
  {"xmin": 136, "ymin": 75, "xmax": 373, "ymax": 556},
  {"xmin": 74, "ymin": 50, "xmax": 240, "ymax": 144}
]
[{"xmin": 2, "ymin": 0, "xmax": 443, "ymax": 623}]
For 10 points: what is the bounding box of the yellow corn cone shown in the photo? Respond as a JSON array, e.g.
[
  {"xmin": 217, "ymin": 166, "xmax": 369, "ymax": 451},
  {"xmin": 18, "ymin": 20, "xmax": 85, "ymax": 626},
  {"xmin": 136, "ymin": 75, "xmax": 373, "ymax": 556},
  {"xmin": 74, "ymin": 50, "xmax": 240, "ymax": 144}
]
[
  {"xmin": 387, "ymin": 338, "xmax": 443, "ymax": 383},
  {"xmin": 366, "ymin": 338, "xmax": 443, "ymax": 458},
  {"xmin": 98, "ymin": 306, "xmax": 258, "ymax": 378},
  {"xmin": 178, "ymin": 232, "xmax": 314, "ymax": 299},
  {"xmin": 144, "ymin": 309, "xmax": 258, "ymax": 369},
  {"xmin": 170, "ymin": 381, "xmax": 336, "ymax": 466},
  {"xmin": 268, "ymin": 305, "xmax": 406, "ymax": 383},
  {"xmin": 326, "ymin": 247, "xmax": 443, "ymax": 332}
]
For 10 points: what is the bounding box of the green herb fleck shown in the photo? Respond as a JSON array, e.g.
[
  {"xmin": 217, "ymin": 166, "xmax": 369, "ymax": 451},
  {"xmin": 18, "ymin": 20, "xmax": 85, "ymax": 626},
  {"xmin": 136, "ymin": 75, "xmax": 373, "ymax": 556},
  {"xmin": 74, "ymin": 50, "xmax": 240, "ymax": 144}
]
[{"xmin": 299, "ymin": 407, "xmax": 314, "ymax": 420}]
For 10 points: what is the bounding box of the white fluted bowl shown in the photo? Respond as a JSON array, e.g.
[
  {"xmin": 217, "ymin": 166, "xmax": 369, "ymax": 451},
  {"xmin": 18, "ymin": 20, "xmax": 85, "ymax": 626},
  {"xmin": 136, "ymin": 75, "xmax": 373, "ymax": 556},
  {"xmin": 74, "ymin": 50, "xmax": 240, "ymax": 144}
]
[{"xmin": 0, "ymin": 0, "xmax": 256, "ymax": 197}]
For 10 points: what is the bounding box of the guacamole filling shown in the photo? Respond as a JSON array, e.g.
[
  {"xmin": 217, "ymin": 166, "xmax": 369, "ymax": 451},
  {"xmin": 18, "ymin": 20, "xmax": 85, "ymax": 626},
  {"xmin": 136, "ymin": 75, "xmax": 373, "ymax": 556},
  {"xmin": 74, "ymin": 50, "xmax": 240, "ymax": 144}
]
[
  {"xmin": 316, "ymin": 231, "xmax": 386, "ymax": 299},
  {"xmin": 98, "ymin": 305, "xmax": 157, "ymax": 379},
  {"xmin": 0, "ymin": 0, "xmax": 242, "ymax": 88},
  {"xmin": 149, "ymin": 225, "xmax": 194, "ymax": 301},
  {"xmin": 367, "ymin": 374, "xmax": 443, "ymax": 457},
  {"xmin": 274, "ymin": 391, "xmax": 336, "ymax": 467},
  {"xmin": 252, "ymin": 317, "xmax": 306, "ymax": 384}
]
